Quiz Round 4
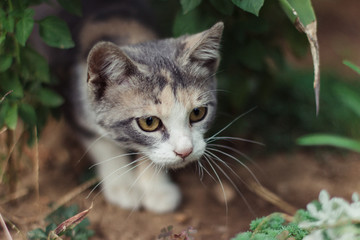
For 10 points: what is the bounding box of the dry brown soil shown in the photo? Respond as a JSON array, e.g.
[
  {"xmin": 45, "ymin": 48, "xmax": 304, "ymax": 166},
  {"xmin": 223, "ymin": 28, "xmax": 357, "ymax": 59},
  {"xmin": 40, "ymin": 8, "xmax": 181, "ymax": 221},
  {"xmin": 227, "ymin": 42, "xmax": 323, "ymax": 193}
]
[{"xmin": 1, "ymin": 119, "xmax": 360, "ymax": 240}]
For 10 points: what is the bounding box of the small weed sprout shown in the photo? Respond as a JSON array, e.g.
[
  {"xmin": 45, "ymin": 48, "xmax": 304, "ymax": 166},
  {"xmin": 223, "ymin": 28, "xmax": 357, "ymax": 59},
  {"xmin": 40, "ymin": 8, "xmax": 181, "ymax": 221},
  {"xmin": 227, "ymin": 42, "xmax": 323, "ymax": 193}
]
[
  {"xmin": 158, "ymin": 225, "xmax": 197, "ymax": 240},
  {"xmin": 27, "ymin": 204, "xmax": 93, "ymax": 240},
  {"xmin": 232, "ymin": 190, "xmax": 360, "ymax": 240}
]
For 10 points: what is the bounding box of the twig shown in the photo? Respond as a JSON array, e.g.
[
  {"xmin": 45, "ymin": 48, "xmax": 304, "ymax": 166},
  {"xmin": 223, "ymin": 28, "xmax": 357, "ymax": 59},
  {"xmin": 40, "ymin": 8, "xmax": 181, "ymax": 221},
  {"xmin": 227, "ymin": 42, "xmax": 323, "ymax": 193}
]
[
  {"xmin": 44, "ymin": 177, "xmax": 99, "ymax": 219},
  {"xmin": 33, "ymin": 127, "xmax": 40, "ymax": 205},
  {"xmin": 0, "ymin": 188, "xmax": 29, "ymax": 205},
  {"xmin": 0, "ymin": 213, "xmax": 13, "ymax": 240},
  {"xmin": 0, "ymin": 130, "xmax": 15, "ymax": 186},
  {"xmin": 0, "ymin": 127, "xmax": 7, "ymax": 135},
  {"xmin": 0, "ymin": 130, "xmax": 25, "ymax": 185},
  {"xmin": 0, "ymin": 177, "xmax": 99, "ymax": 225},
  {"xmin": 0, "ymin": 90, "xmax": 13, "ymax": 103},
  {"xmin": 247, "ymin": 180, "xmax": 297, "ymax": 215}
]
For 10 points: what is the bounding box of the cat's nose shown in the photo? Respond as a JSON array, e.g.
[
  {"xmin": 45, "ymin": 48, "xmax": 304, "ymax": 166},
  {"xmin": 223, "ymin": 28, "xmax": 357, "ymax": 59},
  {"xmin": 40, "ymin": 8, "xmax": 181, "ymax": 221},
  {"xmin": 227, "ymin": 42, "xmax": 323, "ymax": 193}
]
[{"xmin": 174, "ymin": 148, "xmax": 193, "ymax": 159}]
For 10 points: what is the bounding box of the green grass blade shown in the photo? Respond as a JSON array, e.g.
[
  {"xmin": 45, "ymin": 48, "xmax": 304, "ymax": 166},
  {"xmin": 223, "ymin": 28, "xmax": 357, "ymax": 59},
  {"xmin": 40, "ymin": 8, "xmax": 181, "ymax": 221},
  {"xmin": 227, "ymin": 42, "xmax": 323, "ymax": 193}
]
[
  {"xmin": 297, "ymin": 134, "xmax": 360, "ymax": 153},
  {"xmin": 343, "ymin": 60, "xmax": 360, "ymax": 75}
]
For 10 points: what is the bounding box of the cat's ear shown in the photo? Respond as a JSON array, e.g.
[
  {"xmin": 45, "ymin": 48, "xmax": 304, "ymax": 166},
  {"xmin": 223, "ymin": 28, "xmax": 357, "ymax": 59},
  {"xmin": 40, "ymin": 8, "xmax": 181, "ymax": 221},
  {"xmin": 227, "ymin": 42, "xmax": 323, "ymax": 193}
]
[
  {"xmin": 179, "ymin": 22, "xmax": 224, "ymax": 75},
  {"xmin": 87, "ymin": 42, "xmax": 138, "ymax": 99}
]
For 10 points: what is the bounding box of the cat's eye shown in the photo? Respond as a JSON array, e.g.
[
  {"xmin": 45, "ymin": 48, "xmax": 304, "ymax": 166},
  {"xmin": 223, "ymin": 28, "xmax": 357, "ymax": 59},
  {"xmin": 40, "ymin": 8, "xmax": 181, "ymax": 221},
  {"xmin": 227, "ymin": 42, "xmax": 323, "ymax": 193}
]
[
  {"xmin": 137, "ymin": 116, "xmax": 162, "ymax": 132},
  {"xmin": 189, "ymin": 107, "xmax": 207, "ymax": 123}
]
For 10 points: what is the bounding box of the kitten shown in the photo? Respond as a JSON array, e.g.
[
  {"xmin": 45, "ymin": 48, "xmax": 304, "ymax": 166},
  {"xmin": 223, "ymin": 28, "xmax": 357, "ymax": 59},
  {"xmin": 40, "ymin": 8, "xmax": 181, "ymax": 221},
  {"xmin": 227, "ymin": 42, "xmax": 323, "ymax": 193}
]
[{"xmin": 66, "ymin": 3, "xmax": 223, "ymax": 213}]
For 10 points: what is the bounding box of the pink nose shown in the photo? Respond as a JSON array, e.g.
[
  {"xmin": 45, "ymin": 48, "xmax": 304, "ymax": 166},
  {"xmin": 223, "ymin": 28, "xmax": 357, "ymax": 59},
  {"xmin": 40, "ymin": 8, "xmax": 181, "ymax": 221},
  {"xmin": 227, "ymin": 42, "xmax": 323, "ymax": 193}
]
[{"xmin": 174, "ymin": 148, "xmax": 193, "ymax": 159}]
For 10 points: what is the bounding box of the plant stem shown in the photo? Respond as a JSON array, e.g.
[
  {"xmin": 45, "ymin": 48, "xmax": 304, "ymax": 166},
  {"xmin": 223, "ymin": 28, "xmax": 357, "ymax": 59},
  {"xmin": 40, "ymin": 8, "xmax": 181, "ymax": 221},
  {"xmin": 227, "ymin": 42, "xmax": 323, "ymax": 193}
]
[
  {"xmin": 8, "ymin": 0, "xmax": 13, "ymax": 11},
  {"xmin": 6, "ymin": 129, "xmax": 17, "ymax": 193}
]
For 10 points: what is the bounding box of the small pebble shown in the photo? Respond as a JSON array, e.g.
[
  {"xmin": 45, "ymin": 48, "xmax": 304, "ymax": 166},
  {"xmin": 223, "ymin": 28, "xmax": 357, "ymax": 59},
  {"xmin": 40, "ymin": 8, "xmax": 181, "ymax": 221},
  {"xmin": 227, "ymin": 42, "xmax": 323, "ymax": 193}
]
[
  {"xmin": 212, "ymin": 182, "xmax": 236, "ymax": 204},
  {"xmin": 174, "ymin": 213, "xmax": 189, "ymax": 224}
]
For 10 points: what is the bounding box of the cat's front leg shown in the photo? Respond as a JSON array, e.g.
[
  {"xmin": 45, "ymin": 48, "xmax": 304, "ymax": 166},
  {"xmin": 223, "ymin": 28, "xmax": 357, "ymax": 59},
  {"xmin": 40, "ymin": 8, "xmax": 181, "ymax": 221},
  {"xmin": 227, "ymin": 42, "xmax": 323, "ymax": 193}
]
[
  {"xmin": 87, "ymin": 138, "xmax": 143, "ymax": 210},
  {"xmin": 136, "ymin": 161, "xmax": 181, "ymax": 213}
]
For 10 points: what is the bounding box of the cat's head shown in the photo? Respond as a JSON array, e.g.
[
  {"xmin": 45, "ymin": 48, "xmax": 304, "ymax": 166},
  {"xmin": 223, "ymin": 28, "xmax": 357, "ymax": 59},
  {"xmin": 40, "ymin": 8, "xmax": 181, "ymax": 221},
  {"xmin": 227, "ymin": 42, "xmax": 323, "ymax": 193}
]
[{"xmin": 86, "ymin": 22, "xmax": 223, "ymax": 168}]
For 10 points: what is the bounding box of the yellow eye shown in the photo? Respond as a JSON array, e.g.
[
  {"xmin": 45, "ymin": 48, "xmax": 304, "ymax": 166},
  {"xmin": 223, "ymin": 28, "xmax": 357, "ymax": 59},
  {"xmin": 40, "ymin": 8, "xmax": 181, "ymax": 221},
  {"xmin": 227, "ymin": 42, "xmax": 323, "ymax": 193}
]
[
  {"xmin": 137, "ymin": 116, "xmax": 162, "ymax": 132},
  {"xmin": 190, "ymin": 107, "xmax": 207, "ymax": 123}
]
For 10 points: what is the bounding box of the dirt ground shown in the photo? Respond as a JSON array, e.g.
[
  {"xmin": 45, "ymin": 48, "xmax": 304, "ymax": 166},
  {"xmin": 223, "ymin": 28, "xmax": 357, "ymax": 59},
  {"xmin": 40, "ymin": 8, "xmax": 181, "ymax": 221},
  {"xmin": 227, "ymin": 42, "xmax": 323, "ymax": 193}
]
[
  {"xmin": 1, "ymin": 0, "xmax": 360, "ymax": 239},
  {"xmin": 1, "ymin": 119, "xmax": 360, "ymax": 240}
]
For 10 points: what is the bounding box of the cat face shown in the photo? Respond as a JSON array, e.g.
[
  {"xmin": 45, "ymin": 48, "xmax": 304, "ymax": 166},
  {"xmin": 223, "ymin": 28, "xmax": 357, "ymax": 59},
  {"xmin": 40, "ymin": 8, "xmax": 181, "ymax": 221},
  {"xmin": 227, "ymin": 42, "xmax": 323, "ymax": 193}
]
[{"xmin": 86, "ymin": 22, "xmax": 223, "ymax": 168}]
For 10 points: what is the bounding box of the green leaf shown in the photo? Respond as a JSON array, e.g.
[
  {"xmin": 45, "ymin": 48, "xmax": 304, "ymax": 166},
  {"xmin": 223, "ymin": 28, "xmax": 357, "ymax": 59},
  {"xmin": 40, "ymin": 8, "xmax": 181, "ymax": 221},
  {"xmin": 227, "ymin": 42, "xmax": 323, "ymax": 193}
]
[
  {"xmin": 15, "ymin": 9, "xmax": 35, "ymax": 46},
  {"xmin": 278, "ymin": 0, "xmax": 319, "ymax": 115},
  {"xmin": 173, "ymin": 8, "xmax": 216, "ymax": 37},
  {"xmin": 37, "ymin": 88, "xmax": 64, "ymax": 107},
  {"xmin": 334, "ymin": 85, "xmax": 360, "ymax": 118},
  {"xmin": 237, "ymin": 40, "xmax": 266, "ymax": 71},
  {"xmin": 0, "ymin": 101, "xmax": 10, "ymax": 127},
  {"xmin": 2, "ymin": 10, "xmax": 15, "ymax": 33},
  {"xmin": 343, "ymin": 60, "xmax": 360, "ymax": 75},
  {"xmin": 5, "ymin": 103, "xmax": 18, "ymax": 130},
  {"xmin": 27, "ymin": 228, "xmax": 47, "ymax": 240},
  {"xmin": 0, "ymin": 8, "xmax": 13, "ymax": 33},
  {"xmin": 279, "ymin": 0, "xmax": 316, "ymax": 26},
  {"xmin": 232, "ymin": 0, "xmax": 264, "ymax": 16},
  {"xmin": 45, "ymin": 223, "xmax": 57, "ymax": 235},
  {"xmin": 57, "ymin": 0, "xmax": 82, "ymax": 16},
  {"xmin": 0, "ymin": 34, "xmax": 6, "ymax": 46},
  {"xmin": 297, "ymin": 134, "xmax": 360, "ymax": 153},
  {"xmin": 1, "ymin": 73, "xmax": 24, "ymax": 98},
  {"xmin": 20, "ymin": 47, "xmax": 50, "ymax": 83},
  {"xmin": 210, "ymin": 0, "xmax": 234, "ymax": 15},
  {"xmin": 27, "ymin": 0, "xmax": 47, "ymax": 6},
  {"xmin": 38, "ymin": 16, "xmax": 75, "ymax": 49},
  {"xmin": 19, "ymin": 103, "xmax": 37, "ymax": 126},
  {"xmin": 0, "ymin": 55, "xmax": 13, "ymax": 72},
  {"xmin": 180, "ymin": 0, "xmax": 202, "ymax": 14}
]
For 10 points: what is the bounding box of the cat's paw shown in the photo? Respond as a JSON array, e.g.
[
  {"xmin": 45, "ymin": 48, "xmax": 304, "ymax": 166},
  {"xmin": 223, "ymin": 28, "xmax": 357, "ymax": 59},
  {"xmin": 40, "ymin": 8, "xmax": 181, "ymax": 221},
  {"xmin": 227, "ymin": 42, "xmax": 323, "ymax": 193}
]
[
  {"xmin": 102, "ymin": 182, "xmax": 142, "ymax": 210},
  {"xmin": 142, "ymin": 182, "xmax": 181, "ymax": 213}
]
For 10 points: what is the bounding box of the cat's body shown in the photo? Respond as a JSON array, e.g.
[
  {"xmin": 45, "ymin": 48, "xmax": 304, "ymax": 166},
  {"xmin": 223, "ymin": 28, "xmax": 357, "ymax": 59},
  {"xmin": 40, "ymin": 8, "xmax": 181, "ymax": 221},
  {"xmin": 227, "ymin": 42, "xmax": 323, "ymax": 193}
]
[{"xmin": 64, "ymin": 1, "xmax": 223, "ymax": 213}]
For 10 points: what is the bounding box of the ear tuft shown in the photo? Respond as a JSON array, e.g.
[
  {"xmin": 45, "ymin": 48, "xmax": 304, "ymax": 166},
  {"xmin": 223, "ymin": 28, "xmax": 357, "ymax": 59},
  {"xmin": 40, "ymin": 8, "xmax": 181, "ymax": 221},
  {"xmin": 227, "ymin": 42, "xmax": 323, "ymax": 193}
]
[
  {"xmin": 180, "ymin": 22, "xmax": 224, "ymax": 75},
  {"xmin": 87, "ymin": 42, "xmax": 137, "ymax": 100}
]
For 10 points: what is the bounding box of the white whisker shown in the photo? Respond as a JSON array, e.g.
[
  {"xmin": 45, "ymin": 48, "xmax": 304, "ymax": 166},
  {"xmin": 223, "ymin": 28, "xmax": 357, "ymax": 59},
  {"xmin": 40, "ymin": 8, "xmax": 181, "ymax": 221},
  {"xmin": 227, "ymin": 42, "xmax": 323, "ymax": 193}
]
[
  {"xmin": 126, "ymin": 163, "xmax": 162, "ymax": 219},
  {"xmin": 206, "ymin": 107, "xmax": 257, "ymax": 142},
  {"xmin": 77, "ymin": 133, "xmax": 109, "ymax": 164},
  {"xmin": 207, "ymin": 136, "xmax": 264, "ymax": 146},
  {"xmin": 199, "ymin": 156, "xmax": 218, "ymax": 183},
  {"xmin": 197, "ymin": 161, "xmax": 205, "ymax": 181},
  {"xmin": 204, "ymin": 156, "xmax": 228, "ymax": 218},
  {"xmin": 206, "ymin": 147, "xmax": 260, "ymax": 185},
  {"xmin": 89, "ymin": 152, "xmax": 141, "ymax": 169},
  {"xmin": 205, "ymin": 150, "xmax": 244, "ymax": 184},
  {"xmin": 87, "ymin": 156, "xmax": 147, "ymax": 199},
  {"xmin": 205, "ymin": 152, "xmax": 255, "ymax": 216},
  {"xmin": 198, "ymin": 89, "xmax": 228, "ymax": 98},
  {"xmin": 128, "ymin": 161, "xmax": 154, "ymax": 194},
  {"xmin": 207, "ymin": 143, "xmax": 264, "ymax": 174}
]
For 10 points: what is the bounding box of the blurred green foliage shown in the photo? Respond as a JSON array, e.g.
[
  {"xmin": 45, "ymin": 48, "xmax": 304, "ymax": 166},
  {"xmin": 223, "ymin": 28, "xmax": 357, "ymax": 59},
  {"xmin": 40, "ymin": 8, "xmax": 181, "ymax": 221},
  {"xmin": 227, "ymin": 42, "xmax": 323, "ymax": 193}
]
[
  {"xmin": 298, "ymin": 61, "xmax": 360, "ymax": 153},
  {"xmin": 0, "ymin": 0, "xmax": 77, "ymax": 144},
  {"xmin": 151, "ymin": 0, "xmax": 360, "ymax": 151}
]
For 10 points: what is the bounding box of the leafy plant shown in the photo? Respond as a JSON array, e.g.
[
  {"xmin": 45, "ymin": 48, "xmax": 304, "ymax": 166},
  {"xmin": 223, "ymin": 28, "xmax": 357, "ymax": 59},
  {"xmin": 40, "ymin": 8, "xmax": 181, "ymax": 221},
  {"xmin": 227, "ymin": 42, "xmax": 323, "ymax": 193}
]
[
  {"xmin": 232, "ymin": 213, "xmax": 308, "ymax": 240},
  {"xmin": 232, "ymin": 190, "xmax": 360, "ymax": 240},
  {"xmin": 0, "ymin": 0, "xmax": 77, "ymax": 137},
  {"xmin": 297, "ymin": 61, "xmax": 360, "ymax": 153},
  {"xmin": 0, "ymin": 0, "xmax": 79, "ymax": 194},
  {"xmin": 27, "ymin": 204, "xmax": 94, "ymax": 240}
]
